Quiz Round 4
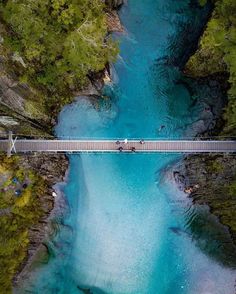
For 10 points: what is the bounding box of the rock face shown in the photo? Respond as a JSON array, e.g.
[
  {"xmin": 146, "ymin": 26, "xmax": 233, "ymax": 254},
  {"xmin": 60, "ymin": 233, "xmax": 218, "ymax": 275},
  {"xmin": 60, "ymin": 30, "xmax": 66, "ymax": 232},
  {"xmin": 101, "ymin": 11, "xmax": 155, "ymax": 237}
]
[
  {"xmin": 182, "ymin": 73, "xmax": 228, "ymax": 138},
  {"xmin": 0, "ymin": 71, "xmax": 51, "ymax": 136},
  {"xmin": 173, "ymin": 154, "xmax": 236, "ymax": 242},
  {"xmin": 170, "ymin": 152, "xmax": 236, "ymax": 269},
  {"xmin": 106, "ymin": 10, "xmax": 124, "ymax": 33},
  {"xmin": 21, "ymin": 154, "xmax": 68, "ymax": 186},
  {"xmin": 171, "ymin": 73, "xmax": 236, "ymax": 247},
  {"xmin": 0, "ymin": 33, "xmax": 52, "ymax": 135},
  {"xmin": 164, "ymin": 67, "xmax": 236, "ymax": 271},
  {"xmin": 105, "ymin": 0, "xmax": 124, "ymax": 9},
  {"xmin": 13, "ymin": 154, "xmax": 69, "ymax": 287}
]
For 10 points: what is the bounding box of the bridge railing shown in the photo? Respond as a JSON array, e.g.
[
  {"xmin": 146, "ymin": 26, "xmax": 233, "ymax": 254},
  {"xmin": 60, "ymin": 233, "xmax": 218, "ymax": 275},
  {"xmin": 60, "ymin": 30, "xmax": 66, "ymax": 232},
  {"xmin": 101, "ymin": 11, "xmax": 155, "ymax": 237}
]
[
  {"xmin": 0, "ymin": 132, "xmax": 236, "ymax": 157},
  {"xmin": 1, "ymin": 133, "xmax": 236, "ymax": 141}
]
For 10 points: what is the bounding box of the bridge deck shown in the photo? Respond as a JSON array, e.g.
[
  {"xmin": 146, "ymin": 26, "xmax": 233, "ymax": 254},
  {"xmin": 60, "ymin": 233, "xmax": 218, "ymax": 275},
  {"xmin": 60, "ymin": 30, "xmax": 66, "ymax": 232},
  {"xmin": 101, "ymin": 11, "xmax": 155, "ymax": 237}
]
[{"xmin": 0, "ymin": 139, "xmax": 236, "ymax": 154}]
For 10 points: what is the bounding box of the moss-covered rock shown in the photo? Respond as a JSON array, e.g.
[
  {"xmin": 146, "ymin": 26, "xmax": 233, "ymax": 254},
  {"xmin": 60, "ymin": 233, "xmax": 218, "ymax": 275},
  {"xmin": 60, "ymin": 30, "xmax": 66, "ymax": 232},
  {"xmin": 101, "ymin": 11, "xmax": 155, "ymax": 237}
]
[
  {"xmin": 174, "ymin": 154, "xmax": 236, "ymax": 245},
  {"xmin": 186, "ymin": 0, "xmax": 236, "ymax": 134},
  {"xmin": 0, "ymin": 155, "xmax": 46, "ymax": 292},
  {"xmin": 0, "ymin": 154, "xmax": 68, "ymax": 292}
]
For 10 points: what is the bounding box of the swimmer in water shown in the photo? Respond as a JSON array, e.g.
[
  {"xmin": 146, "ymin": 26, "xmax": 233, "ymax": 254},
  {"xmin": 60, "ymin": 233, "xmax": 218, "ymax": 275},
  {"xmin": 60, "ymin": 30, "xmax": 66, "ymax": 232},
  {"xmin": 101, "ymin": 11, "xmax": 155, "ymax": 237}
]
[{"xmin": 158, "ymin": 125, "xmax": 165, "ymax": 132}]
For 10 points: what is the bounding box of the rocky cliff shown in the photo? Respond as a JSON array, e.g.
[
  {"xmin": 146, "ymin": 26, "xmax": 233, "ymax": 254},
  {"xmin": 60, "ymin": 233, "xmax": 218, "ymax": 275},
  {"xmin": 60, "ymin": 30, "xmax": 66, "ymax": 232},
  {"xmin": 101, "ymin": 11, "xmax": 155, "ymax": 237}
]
[
  {"xmin": 13, "ymin": 154, "xmax": 69, "ymax": 287},
  {"xmin": 173, "ymin": 153, "xmax": 236, "ymax": 242},
  {"xmin": 173, "ymin": 61, "xmax": 236, "ymax": 249},
  {"xmin": 105, "ymin": 0, "xmax": 124, "ymax": 9},
  {"xmin": 0, "ymin": 71, "xmax": 52, "ymax": 137}
]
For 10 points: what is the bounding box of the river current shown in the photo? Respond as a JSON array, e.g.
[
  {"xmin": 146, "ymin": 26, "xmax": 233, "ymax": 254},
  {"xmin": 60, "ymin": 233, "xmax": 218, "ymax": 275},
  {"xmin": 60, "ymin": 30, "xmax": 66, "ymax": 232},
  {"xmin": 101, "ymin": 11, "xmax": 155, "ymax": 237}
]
[{"xmin": 21, "ymin": 1, "xmax": 236, "ymax": 293}]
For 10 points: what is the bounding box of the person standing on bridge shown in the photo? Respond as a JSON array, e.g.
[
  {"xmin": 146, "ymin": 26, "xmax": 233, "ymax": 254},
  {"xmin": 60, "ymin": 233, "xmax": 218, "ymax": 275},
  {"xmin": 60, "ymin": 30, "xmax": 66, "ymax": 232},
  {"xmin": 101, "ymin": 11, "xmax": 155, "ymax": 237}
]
[
  {"xmin": 131, "ymin": 147, "xmax": 136, "ymax": 152},
  {"xmin": 124, "ymin": 139, "xmax": 128, "ymax": 144},
  {"xmin": 118, "ymin": 146, "xmax": 123, "ymax": 152}
]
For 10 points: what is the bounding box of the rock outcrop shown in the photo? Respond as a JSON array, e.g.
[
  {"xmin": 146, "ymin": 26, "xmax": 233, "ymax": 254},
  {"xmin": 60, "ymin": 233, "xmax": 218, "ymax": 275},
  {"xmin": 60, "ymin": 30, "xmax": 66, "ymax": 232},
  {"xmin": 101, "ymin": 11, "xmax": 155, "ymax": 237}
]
[
  {"xmin": 172, "ymin": 73, "xmax": 236, "ymax": 247},
  {"xmin": 173, "ymin": 154, "xmax": 236, "ymax": 243},
  {"xmin": 182, "ymin": 73, "xmax": 229, "ymax": 137},
  {"xmin": 13, "ymin": 154, "xmax": 69, "ymax": 287},
  {"xmin": 106, "ymin": 10, "xmax": 124, "ymax": 33},
  {"xmin": 105, "ymin": 0, "xmax": 124, "ymax": 9},
  {"xmin": 0, "ymin": 68, "xmax": 52, "ymax": 136}
]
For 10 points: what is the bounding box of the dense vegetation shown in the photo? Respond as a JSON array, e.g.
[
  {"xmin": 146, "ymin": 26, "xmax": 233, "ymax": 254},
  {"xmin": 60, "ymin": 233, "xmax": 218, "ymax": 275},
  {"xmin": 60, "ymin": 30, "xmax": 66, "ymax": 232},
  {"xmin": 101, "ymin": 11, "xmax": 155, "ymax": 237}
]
[
  {"xmin": 185, "ymin": 0, "xmax": 236, "ymax": 248},
  {"xmin": 0, "ymin": 155, "xmax": 47, "ymax": 293},
  {"xmin": 183, "ymin": 153, "xmax": 236, "ymax": 251},
  {"xmin": 0, "ymin": 0, "xmax": 118, "ymax": 114},
  {"xmin": 187, "ymin": 0, "xmax": 236, "ymax": 134}
]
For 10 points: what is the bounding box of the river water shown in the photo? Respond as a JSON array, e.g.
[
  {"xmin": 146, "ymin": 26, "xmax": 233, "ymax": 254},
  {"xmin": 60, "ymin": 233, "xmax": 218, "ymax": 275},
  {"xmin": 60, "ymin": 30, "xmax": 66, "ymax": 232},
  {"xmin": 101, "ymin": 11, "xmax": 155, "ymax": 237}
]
[{"xmin": 21, "ymin": 1, "xmax": 236, "ymax": 293}]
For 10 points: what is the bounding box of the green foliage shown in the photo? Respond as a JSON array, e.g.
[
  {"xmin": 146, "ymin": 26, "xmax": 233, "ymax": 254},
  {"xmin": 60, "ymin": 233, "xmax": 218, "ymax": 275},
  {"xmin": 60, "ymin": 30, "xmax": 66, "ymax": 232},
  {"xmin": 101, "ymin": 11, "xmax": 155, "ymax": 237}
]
[
  {"xmin": 228, "ymin": 179, "xmax": 236, "ymax": 197},
  {"xmin": 207, "ymin": 160, "xmax": 224, "ymax": 173},
  {"xmin": 187, "ymin": 0, "xmax": 236, "ymax": 134},
  {"xmin": 201, "ymin": 156, "xmax": 236, "ymax": 247},
  {"xmin": 0, "ymin": 0, "xmax": 118, "ymax": 114},
  {"xmin": 0, "ymin": 155, "xmax": 47, "ymax": 293},
  {"xmin": 199, "ymin": 0, "xmax": 208, "ymax": 7}
]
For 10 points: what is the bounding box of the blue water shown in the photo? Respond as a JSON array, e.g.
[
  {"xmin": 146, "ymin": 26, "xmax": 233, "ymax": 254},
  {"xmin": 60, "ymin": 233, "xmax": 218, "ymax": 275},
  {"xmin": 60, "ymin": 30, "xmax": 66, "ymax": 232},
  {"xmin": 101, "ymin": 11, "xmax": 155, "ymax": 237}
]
[{"xmin": 20, "ymin": 1, "xmax": 236, "ymax": 293}]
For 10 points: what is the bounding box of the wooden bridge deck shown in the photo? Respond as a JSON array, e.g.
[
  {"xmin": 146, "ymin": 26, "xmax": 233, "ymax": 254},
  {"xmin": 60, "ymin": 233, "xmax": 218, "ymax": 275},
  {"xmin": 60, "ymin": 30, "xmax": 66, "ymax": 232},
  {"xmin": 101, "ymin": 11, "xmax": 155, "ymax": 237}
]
[{"xmin": 0, "ymin": 139, "xmax": 236, "ymax": 154}]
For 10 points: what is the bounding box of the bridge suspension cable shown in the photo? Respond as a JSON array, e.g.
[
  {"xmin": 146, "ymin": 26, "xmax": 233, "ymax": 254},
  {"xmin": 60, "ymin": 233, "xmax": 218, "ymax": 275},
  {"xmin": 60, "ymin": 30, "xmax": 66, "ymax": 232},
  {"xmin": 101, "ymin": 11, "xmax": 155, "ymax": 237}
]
[{"xmin": 3, "ymin": 133, "xmax": 236, "ymax": 140}]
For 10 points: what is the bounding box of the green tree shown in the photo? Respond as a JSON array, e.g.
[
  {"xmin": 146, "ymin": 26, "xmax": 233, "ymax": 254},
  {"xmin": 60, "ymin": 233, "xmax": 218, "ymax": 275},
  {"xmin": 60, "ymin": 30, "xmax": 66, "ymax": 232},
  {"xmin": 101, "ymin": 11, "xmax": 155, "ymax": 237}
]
[
  {"xmin": 188, "ymin": 0, "xmax": 236, "ymax": 134},
  {"xmin": 0, "ymin": 0, "xmax": 118, "ymax": 113}
]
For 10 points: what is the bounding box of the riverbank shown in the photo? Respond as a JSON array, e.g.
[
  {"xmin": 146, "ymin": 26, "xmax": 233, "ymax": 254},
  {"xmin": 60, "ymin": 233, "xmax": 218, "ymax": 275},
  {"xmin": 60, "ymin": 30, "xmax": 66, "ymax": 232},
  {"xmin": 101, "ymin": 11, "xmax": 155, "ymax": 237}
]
[
  {"xmin": 12, "ymin": 154, "xmax": 69, "ymax": 289},
  {"xmin": 0, "ymin": 153, "xmax": 68, "ymax": 293},
  {"xmin": 173, "ymin": 0, "xmax": 236, "ymax": 247},
  {"xmin": 186, "ymin": 0, "xmax": 236, "ymax": 135},
  {"xmin": 173, "ymin": 154, "xmax": 236, "ymax": 241}
]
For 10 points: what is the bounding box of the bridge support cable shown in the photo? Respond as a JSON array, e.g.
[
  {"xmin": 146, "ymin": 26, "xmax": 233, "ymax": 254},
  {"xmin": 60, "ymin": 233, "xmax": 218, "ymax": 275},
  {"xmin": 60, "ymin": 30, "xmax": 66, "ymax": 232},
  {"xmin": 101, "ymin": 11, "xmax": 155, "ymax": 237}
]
[{"xmin": 7, "ymin": 131, "xmax": 17, "ymax": 157}]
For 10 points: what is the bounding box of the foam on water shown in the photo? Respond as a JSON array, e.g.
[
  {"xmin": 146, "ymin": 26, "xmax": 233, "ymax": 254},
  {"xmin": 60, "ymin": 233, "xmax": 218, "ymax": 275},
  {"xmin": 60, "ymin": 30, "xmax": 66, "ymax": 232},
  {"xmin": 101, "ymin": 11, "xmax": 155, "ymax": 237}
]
[{"xmin": 20, "ymin": 1, "xmax": 236, "ymax": 293}]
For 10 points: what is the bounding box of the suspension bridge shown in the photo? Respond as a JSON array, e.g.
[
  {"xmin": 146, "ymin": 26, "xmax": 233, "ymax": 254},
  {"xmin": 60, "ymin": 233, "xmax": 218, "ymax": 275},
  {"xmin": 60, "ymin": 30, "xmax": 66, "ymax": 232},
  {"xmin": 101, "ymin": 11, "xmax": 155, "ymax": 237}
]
[{"xmin": 0, "ymin": 132, "xmax": 236, "ymax": 157}]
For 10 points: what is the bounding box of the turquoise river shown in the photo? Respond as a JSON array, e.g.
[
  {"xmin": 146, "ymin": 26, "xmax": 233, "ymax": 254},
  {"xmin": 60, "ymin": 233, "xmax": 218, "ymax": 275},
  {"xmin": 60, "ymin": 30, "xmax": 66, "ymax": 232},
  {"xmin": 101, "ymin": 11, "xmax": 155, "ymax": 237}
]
[{"xmin": 20, "ymin": 1, "xmax": 236, "ymax": 293}]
